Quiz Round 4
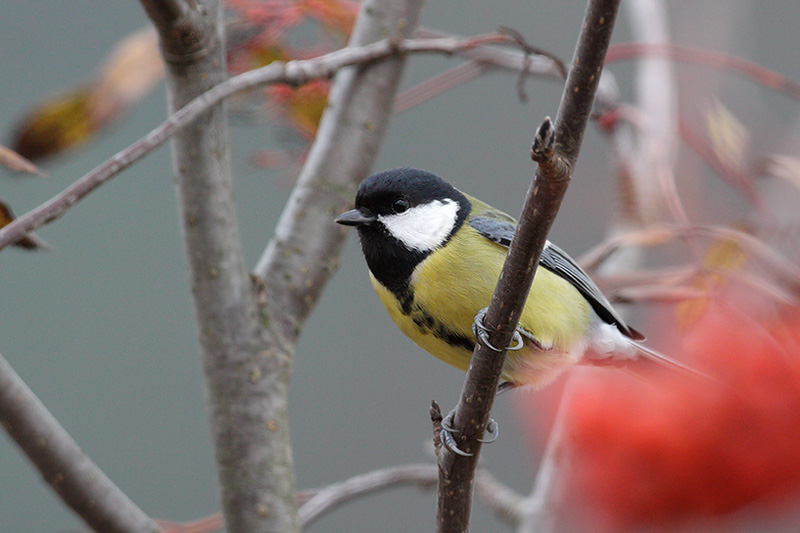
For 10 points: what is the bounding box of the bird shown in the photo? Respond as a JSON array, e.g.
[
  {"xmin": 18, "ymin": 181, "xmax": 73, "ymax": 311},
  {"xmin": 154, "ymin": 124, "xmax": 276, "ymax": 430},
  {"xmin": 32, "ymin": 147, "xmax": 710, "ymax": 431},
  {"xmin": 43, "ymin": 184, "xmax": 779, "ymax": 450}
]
[{"xmin": 335, "ymin": 167, "xmax": 698, "ymax": 391}]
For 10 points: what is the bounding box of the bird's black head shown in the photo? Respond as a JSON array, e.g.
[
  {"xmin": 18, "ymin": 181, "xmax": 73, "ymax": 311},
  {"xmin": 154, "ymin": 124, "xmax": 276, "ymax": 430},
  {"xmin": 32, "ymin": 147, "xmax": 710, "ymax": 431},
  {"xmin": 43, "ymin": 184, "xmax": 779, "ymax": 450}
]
[{"xmin": 335, "ymin": 168, "xmax": 471, "ymax": 295}]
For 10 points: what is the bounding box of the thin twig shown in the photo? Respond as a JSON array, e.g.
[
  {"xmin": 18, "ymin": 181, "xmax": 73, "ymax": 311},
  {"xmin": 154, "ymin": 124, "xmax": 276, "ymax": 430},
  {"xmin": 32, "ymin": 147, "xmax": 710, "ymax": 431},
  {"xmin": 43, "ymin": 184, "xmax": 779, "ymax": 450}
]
[
  {"xmin": 299, "ymin": 464, "xmax": 438, "ymax": 527},
  {"xmin": 298, "ymin": 463, "xmax": 524, "ymax": 528},
  {"xmin": 435, "ymin": 1, "xmax": 622, "ymax": 531},
  {"xmin": 518, "ymin": 377, "xmax": 576, "ymax": 532}
]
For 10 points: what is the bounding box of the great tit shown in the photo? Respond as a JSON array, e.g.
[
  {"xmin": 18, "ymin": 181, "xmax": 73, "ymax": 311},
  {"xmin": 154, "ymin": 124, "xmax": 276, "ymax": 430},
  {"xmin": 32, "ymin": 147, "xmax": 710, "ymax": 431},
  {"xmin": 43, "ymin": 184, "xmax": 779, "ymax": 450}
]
[{"xmin": 336, "ymin": 168, "xmax": 692, "ymax": 390}]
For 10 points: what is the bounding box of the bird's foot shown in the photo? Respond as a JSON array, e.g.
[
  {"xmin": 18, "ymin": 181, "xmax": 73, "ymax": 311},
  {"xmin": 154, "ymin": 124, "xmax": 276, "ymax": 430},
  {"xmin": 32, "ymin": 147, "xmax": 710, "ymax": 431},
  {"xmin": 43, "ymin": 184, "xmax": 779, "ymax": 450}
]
[
  {"xmin": 473, "ymin": 307, "xmax": 549, "ymax": 351},
  {"xmin": 440, "ymin": 409, "xmax": 499, "ymax": 457},
  {"xmin": 472, "ymin": 308, "xmax": 524, "ymax": 352}
]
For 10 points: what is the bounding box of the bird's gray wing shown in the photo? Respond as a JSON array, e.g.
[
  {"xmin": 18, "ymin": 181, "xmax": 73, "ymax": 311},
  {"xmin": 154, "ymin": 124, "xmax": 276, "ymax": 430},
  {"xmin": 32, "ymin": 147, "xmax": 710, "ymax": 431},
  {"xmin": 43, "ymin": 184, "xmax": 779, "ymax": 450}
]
[
  {"xmin": 468, "ymin": 215, "xmax": 516, "ymax": 247},
  {"xmin": 468, "ymin": 216, "xmax": 644, "ymax": 341}
]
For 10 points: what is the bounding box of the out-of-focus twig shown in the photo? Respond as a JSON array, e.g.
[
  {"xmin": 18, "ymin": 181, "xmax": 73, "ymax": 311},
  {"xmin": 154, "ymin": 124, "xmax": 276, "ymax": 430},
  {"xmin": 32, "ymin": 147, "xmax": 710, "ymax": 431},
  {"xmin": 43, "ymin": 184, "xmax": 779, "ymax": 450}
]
[
  {"xmin": 579, "ymin": 224, "xmax": 800, "ymax": 293},
  {"xmin": 606, "ymin": 42, "xmax": 800, "ymax": 101}
]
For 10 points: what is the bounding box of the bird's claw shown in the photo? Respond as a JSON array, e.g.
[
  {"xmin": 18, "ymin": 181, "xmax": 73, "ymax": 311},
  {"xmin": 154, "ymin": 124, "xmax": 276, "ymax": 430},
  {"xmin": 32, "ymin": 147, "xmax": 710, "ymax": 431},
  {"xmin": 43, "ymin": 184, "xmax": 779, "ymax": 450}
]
[
  {"xmin": 477, "ymin": 418, "xmax": 499, "ymax": 443},
  {"xmin": 440, "ymin": 410, "xmax": 472, "ymax": 456},
  {"xmin": 440, "ymin": 409, "xmax": 499, "ymax": 456},
  {"xmin": 472, "ymin": 307, "xmax": 525, "ymax": 352}
]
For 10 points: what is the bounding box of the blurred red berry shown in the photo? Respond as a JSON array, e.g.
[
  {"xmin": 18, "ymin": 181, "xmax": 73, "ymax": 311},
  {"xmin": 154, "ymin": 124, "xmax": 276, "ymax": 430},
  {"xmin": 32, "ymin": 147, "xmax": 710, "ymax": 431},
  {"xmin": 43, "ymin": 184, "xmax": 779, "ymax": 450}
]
[{"xmin": 523, "ymin": 299, "xmax": 800, "ymax": 530}]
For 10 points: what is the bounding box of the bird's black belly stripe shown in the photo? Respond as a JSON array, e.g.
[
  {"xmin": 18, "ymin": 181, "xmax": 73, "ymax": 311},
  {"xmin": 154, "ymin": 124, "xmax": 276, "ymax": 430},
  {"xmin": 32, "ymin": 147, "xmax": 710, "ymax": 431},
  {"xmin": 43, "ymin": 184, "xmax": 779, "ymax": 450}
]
[
  {"xmin": 404, "ymin": 302, "xmax": 474, "ymax": 353},
  {"xmin": 392, "ymin": 285, "xmax": 475, "ymax": 353}
]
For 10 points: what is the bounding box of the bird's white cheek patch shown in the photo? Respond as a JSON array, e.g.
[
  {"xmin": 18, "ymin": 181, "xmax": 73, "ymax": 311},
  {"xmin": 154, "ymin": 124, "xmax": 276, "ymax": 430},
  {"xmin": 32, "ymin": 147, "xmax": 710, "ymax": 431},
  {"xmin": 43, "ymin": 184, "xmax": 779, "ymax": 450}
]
[{"xmin": 379, "ymin": 199, "xmax": 459, "ymax": 252}]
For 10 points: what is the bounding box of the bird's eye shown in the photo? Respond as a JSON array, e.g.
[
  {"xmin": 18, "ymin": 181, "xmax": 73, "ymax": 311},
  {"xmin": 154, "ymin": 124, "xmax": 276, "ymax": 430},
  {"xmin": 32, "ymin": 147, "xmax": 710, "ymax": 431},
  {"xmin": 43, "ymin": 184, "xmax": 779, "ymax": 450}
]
[{"xmin": 392, "ymin": 198, "xmax": 410, "ymax": 213}]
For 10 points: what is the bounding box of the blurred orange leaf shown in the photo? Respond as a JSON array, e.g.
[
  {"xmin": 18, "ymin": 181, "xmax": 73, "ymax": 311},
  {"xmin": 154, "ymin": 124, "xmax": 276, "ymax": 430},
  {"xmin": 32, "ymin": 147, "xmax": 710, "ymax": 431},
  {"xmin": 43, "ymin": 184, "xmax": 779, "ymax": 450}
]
[
  {"xmin": 0, "ymin": 199, "xmax": 49, "ymax": 250},
  {"xmin": 0, "ymin": 145, "xmax": 47, "ymax": 177},
  {"xmin": 268, "ymin": 80, "xmax": 330, "ymax": 140}
]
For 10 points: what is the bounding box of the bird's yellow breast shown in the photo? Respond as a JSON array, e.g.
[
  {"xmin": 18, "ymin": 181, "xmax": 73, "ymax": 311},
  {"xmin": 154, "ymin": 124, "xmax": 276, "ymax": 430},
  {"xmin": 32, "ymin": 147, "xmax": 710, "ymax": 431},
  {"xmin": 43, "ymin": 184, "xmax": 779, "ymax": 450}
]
[{"xmin": 369, "ymin": 220, "xmax": 593, "ymax": 386}]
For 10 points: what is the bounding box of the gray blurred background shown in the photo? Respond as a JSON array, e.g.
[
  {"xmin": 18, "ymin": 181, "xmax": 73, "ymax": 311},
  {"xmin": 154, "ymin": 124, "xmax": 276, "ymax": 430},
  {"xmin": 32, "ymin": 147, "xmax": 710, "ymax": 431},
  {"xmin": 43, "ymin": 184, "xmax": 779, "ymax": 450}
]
[{"xmin": 1, "ymin": 1, "xmax": 799, "ymax": 531}]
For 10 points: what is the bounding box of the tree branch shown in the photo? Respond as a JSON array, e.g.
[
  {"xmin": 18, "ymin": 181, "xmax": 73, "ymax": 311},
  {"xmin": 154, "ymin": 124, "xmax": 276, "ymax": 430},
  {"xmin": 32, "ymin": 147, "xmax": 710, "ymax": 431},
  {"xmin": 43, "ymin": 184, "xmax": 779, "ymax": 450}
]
[
  {"xmin": 435, "ymin": 1, "xmax": 622, "ymax": 531},
  {"xmin": 139, "ymin": 0, "xmax": 207, "ymax": 60},
  {"xmin": 0, "ymin": 352, "xmax": 161, "ymax": 532},
  {"xmin": 0, "ymin": 33, "xmax": 510, "ymax": 254},
  {"xmin": 145, "ymin": 0, "xmax": 302, "ymax": 530},
  {"xmin": 611, "ymin": 0, "xmax": 679, "ymax": 227},
  {"xmin": 251, "ymin": 0, "xmax": 427, "ymax": 326}
]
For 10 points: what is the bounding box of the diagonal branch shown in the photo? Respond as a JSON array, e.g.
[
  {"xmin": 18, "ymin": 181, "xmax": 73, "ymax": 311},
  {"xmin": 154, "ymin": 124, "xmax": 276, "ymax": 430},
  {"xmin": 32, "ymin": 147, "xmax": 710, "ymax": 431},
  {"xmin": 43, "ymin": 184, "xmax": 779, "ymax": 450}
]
[
  {"xmin": 0, "ymin": 33, "xmax": 511, "ymax": 254},
  {"xmin": 0, "ymin": 352, "xmax": 161, "ymax": 533},
  {"xmin": 435, "ymin": 1, "xmax": 622, "ymax": 531},
  {"xmin": 252, "ymin": 0, "xmax": 427, "ymax": 326}
]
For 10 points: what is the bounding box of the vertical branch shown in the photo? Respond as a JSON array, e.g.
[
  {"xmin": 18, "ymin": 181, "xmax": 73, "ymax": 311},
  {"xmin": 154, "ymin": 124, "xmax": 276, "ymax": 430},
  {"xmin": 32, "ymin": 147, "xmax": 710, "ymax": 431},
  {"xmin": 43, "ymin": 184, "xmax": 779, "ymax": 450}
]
[
  {"xmin": 436, "ymin": 1, "xmax": 622, "ymax": 531},
  {"xmin": 0, "ymin": 352, "xmax": 161, "ymax": 533},
  {"xmin": 253, "ymin": 0, "xmax": 425, "ymax": 332},
  {"xmin": 143, "ymin": 0, "xmax": 299, "ymax": 530},
  {"xmin": 612, "ymin": 0, "xmax": 680, "ymax": 230},
  {"xmin": 517, "ymin": 379, "xmax": 577, "ymax": 532}
]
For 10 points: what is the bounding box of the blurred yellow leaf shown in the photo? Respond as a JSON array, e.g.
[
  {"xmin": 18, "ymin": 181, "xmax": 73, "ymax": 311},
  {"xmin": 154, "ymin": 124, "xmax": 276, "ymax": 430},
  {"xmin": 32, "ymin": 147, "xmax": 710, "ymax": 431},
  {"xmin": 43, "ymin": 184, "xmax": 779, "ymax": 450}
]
[
  {"xmin": 676, "ymin": 230, "xmax": 749, "ymax": 327},
  {"xmin": 12, "ymin": 88, "xmax": 95, "ymax": 160},
  {"xmin": 236, "ymin": 43, "xmax": 289, "ymax": 71},
  {"xmin": 706, "ymin": 98, "xmax": 749, "ymax": 171},
  {"xmin": 0, "ymin": 145, "xmax": 47, "ymax": 177},
  {"xmin": 11, "ymin": 28, "xmax": 163, "ymax": 161}
]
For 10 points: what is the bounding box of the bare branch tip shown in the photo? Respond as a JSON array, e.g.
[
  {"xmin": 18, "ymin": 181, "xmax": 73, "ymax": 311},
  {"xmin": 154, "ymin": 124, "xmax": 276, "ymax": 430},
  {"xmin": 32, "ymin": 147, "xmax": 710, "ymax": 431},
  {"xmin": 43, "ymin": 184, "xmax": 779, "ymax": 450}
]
[
  {"xmin": 430, "ymin": 401, "xmax": 443, "ymax": 451},
  {"xmin": 531, "ymin": 117, "xmax": 555, "ymax": 162}
]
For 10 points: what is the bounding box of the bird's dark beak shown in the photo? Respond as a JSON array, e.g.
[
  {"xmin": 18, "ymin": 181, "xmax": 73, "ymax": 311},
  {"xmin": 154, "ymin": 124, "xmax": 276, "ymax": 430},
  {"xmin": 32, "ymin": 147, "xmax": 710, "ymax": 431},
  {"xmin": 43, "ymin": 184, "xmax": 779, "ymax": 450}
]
[{"xmin": 335, "ymin": 209, "xmax": 376, "ymax": 227}]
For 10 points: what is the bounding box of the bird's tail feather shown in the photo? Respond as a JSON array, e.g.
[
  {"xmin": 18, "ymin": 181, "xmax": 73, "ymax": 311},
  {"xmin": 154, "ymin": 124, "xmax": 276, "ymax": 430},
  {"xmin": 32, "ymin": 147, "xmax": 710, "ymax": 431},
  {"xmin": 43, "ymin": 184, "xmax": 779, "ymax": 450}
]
[{"xmin": 630, "ymin": 341, "xmax": 719, "ymax": 384}]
